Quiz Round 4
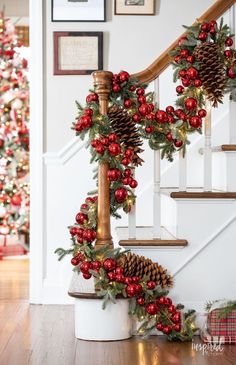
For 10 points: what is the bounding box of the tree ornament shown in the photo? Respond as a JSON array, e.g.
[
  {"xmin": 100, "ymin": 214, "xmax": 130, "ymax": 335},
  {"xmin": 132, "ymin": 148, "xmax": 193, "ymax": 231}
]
[
  {"xmin": 103, "ymin": 258, "xmax": 117, "ymax": 271},
  {"xmin": 119, "ymin": 71, "xmax": 130, "ymax": 83},
  {"xmin": 184, "ymin": 97, "xmax": 197, "ymax": 111},
  {"xmin": 76, "ymin": 212, "xmax": 88, "ymax": 225},
  {"xmin": 166, "ymin": 105, "xmax": 174, "ymax": 114},
  {"xmin": 198, "ymin": 31, "xmax": 207, "ymax": 41},
  {"xmin": 194, "ymin": 79, "xmax": 202, "ymax": 87},
  {"xmin": 228, "ymin": 66, "xmax": 236, "ymax": 79},
  {"xmin": 147, "ymin": 280, "xmax": 156, "ymax": 290},
  {"xmin": 124, "ymin": 99, "xmax": 132, "ymax": 108},
  {"xmin": 225, "ymin": 37, "xmax": 233, "ymax": 47},
  {"xmin": 201, "ymin": 22, "xmax": 209, "ymax": 31},
  {"xmin": 176, "ymin": 85, "xmax": 184, "ymax": 94},
  {"xmin": 145, "ymin": 126, "xmax": 154, "ymax": 134},
  {"xmin": 132, "ymin": 113, "xmax": 141, "ymax": 123},
  {"xmin": 108, "ymin": 143, "xmax": 121, "ymax": 156},
  {"xmin": 186, "ymin": 67, "xmax": 198, "ymax": 79},
  {"xmin": 189, "ymin": 116, "xmax": 201, "ymax": 128},
  {"xmin": 138, "ymin": 104, "xmax": 150, "ymax": 116},
  {"xmin": 112, "ymin": 84, "xmax": 121, "ymax": 93},
  {"xmin": 71, "ymin": 257, "xmax": 79, "ymax": 266},
  {"xmin": 166, "ymin": 132, "xmax": 173, "ymax": 141},
  {"xmin": 198, "ymin": 109, "xmax": 207, "ymax": 118},
  {"xmin": 108, "ymin": 168, "xmax": 121, "ymax": 181},
  {"xmin": 146, "ymin": 302, "xmax": 158, "ymax": 315},
  {"xmin": 163, "ymin": 326, "xmax": 172, "ymax": 335},
  {"xmin": 182, "ymin": 78, "xmax": 191, "ymax": 87},
  {"xmin": 80, "ymin": 261, "xmax": 91, "ymax": 274},
  {"xmin": 130, "ymin": 179, "xmax": 138, "ymax": 189},
  {"xmin": 126, "ymin": 284, "xmax": 137, "ymax": 297},
  {"xmin": 180, "ymin": 49, "xmax": 189, "ymax": 58},
  {"xmin": 136, "ymin": 87, "xmax": 145, "ymax": 96},
  {"xmin": 186, "ymin": 55, "xmax": 194, "ymax": 63},
  {"xmin": 11, "ymin": 194, "xmax": 22, "ymax": 206},
  {"xmin": 137, "ymin": 297, "xmax": 145, "ymax": 305},
  {"xmin": 174, "ymin": 140, "xmax": 183, "ymax": 148},
  {"xmin": 107, "ymin": 272, "xmax": 116, "ymax": 281},
  {"xmin": 156, "ymin": 323, "xmax": 164, "ymax": 331},
  {"xmin": 155, "ymin": 110, "xmax": 168, "ymax": 123},
  {"xmin": 114, "ymin": 188, "xmax": 128, "ymax": 203}
]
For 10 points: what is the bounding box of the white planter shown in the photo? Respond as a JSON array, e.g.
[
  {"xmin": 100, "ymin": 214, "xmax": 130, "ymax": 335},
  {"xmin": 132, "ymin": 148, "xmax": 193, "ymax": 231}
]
[{"xmin": 74, "ymin": 296, "xmax": 132, "ymax": 341}]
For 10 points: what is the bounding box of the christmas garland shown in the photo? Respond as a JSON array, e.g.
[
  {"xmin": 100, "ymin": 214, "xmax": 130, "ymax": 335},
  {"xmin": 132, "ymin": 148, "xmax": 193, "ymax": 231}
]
[{"xmin": 56, "ymin": 19, "xmax": 236, "ymax": 341}]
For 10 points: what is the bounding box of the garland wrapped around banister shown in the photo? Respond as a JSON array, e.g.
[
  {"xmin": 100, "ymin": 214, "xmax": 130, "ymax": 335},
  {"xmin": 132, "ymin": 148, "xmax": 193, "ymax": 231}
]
[{"xmin": 55, "ymin": 19, "xmax": 236, "ymax": 341}]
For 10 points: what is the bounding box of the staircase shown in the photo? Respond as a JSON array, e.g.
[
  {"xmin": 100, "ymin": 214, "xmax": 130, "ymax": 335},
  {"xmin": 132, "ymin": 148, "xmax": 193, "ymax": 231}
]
[{"xmin": 114, "ymin": 0, "xmax": 236, "ymax": 313}]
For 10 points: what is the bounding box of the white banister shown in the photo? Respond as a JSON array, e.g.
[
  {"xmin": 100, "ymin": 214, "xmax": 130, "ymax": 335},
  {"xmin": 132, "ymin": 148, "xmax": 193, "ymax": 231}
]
[
  {"xmin": 179, "ymin": 149, "xmax": 187, "ymax": 191},
  {"xmin": 153, "ymin": 78, "xmax": 161, "ymax": 239},
  {"xmin": 128, "ymin": 171, "xmax": 136, "ymax": 239},
  {"xmin": 203, "ymin": 102, "xmax": 212, "ymax": 191},
  {"xmin": 229, "ymin": 4, "xmax": 236, "ymax": 144}
]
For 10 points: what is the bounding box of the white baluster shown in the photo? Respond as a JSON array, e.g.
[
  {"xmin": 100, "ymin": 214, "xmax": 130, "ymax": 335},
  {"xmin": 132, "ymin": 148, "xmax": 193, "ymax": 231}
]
[
  {"xmin": 153, "ymin": 78, "xmax": 161, "ymax": 239},
  {"xmin": 128, "ymin": 171, "xmax": 136, "ymax": 239},
  {"xmin": 229, "ymin": 4, "xmax": 236, "ymax": 144},
  {"xmin": 204, "ymin": 102, "xmax": 212, "ymax": 191},
  {"xmin": 179, "ymin": 149, "xmax": 187, "ymax": 191}
]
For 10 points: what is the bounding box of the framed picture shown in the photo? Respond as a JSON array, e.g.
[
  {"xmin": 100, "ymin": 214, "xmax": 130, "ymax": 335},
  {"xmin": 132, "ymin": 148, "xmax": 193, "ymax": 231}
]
[
  {"xmin": 52, "ymin": 0, "xmax": 106, "ymax": 22},
  {"xmin": 115, "ymin": 0, "xmax": 155, "ymax": 15},
  {"xmin": 53, "ymin": 32, "xmax": 103, "ymax": 75}
]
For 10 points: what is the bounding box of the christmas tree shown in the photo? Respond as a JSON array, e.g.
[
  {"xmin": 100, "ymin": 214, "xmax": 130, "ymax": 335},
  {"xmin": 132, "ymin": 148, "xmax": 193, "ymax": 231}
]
[{"xmin": 0, "ymin": 13, "xmax": 29, "ymax": 257}]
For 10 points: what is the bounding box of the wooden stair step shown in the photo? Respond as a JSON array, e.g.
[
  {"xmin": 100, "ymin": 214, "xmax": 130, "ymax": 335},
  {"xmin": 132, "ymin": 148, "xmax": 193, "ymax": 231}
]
[
  {"xmin": 221, "ymin": 144, "xmax": 236, "ymax": 151},
  {"xmin": 119, "ymin": 239, "xmax": 188, "ymax": 247},
  {"xmin": 170, "ymin": 192, "xmax": 236, "ymax": 199}
]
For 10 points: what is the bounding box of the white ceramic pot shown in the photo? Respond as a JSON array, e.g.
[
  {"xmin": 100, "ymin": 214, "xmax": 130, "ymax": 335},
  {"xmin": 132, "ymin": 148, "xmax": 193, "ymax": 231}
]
[{"xmin": 74, "ymin": 296, "xmax": 132, "ymax": 341}]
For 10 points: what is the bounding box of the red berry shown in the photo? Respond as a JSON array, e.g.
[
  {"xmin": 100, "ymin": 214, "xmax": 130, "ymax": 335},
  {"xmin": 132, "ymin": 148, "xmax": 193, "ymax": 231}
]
[
  {"xmin": 137, "ymin": 297, "xmax": 145, "ymax": 305},
  {"xmin": 92, "ymin": 260, "xmax": 101, "ymax": 270},
  {"xmin": 155, "ymin": 110, "xmax": 168, "ymax": 123},
  {"xmin": 176, "ymin": 85, "xmax": 184, "ymax": 94},
  {"xmin": 174, "ymin": 55, "xmax": 181, "ymax": 63},
  {"xmin": 112, "ymin": 84, "xmax": 121, "ymax": 93},
  {"xmin": 138, "ymin": 95, "xmax": 146, "ymax": 104},
  {"xmin": 224, "ymin": 50, "xmax": 233, "ymax": 59},
  {"xmin": 77, "ymin": 236, "xmax": 84, "ymax": 244},
  {"xmin": 70, "ymin": 226, "xmax": 78, "ymax": 236},
  {"xmin": 209, "ymin": 26, "xmax": 216, "ymax": 35},
  {"xmin": 119, "ymin": 71, "xmax": 130, "ymax": 83},
  {"xmin": 209, "ymin": 20, "xmax": 217, "ymax": 27},
  {"xmin": 198, "ymin": 31, "xmax": 207, "ymax": 41},
  {"xmin": 86, "ymin": 93, "xmax": 98, "ymax": 103},
  {"xmin": 135, "ymin": 284, "xmax": 143, "ymax": 294},
  {"xmin": 201, "ymin": 22, "xmax": 209, "ymax": 31},
  {"xmin": 99, "ymin": 136, "xmax": 109, "ymax": 145},
  {"xmin": 166, "ymin": 105, "xmax": 174, "ymax": 114},
  {"xmin": 132, "ymin": 113, "xmax": 141, "ymax": 123},
  {"xmin": 156, "ymin": 323, "xmax": 164, "ymax": 331},
  {"xmin": 107, "ymin": 271, "xmax": 116, "ymax": 281},
  {"xmin": 115, "ymin": 188, "xmax": 128, "ymax": 203},
  {"xmin": 194, "ymin": 79, "xmax": 202, "ymax": 87},
  {"xmin": 186, "ymin": 55, "xmax": 194, "ymax": 63},
  {"xmin": 189, "ymin": 116, "xmax": 201, "ymax": 128},
  {"xmin": 96, "ymin": 145, "xmax": 105, "ymax": 154},
  {"xmin": 103, "ymin": 258, "xmax": 117, "ymax": 271},
  {"xmin": 77, "ymin": 227, "xmax": 84, "ymax": 237},
  {"xmin": 80, "ymin": 261, "xmax": 91, "ymax": 274},
  {"xmin": 121, "ymin": 157, "xmax": 130, "ymax": 166},
  {"xmin": 157, "ymin": 296, "xmax": 166, "ymax": 305},
  {"xmin": 108, "ymin": 168, "xmax": 121, "ymax": 181},
  {"xmin": 130, "ymin": 85, "xmax": 136, "ymax": 91},
  {"xmin": 182, "ymin": 78, "xmax": 191, "ymax": 87},
  {"xmin": 146, "ymin": 113, "xmax": 155, "ymax": 121},
  {"xmin": 179, "ymin": 70, "xmax": 186, "ymax": 78},
  {"xmin": 108, "ymin": 133, "xmax": 118, "ymax": 142},
  {"xmin": 147, "ymin": 281, "xmax": 156, "ymax": 290},
  {"xmin": 226, "ymin": 37, "xmax": 233, "ymax": 47},
  {"xmin": 168, "ymin": 305, "xmax": 176, "ymax": 314},
  {"xmin": 138, "ymin": 104, "xmax": 150, "ymax": 116},
  {"xmin": 184, "ymin": 97, "xmax": 197, "ymax": 111},
  {"xmin": 84, "ymin": 108, "xmax": 93, "ymax": 116},
  {"xmin": 83, "ymin": 273, "xmax": 92, "ymax": 280},
  {"xmin": 173, "ymin": 323, "xmax": 181, "ymax": 332},
  {"xmin": 76, "ymin": 212, "xmax": 88, "ymax": 225},
  {"xmin": 124, "ymin": 169, "xmax": 132, "ymax": 177},
  {"xmin": 166, "ymin": 132, "xmax": 173, "ymax": 141},
  {"xmin": 115, "ymin": 267, "xmax": 124, "ymax": 275},
  {"xmin": 116, "ymin": 274, "xmax": 125, "ymax": 282},
  {"xmin": 145, "ymin": 126, "xmax": 154, "ymax": 134},
  {"xmin": 178, "ymin": 36, "xmax": 187, "ymax": 46},
  {"xmin": 124, "ymin": 277, "xmax": 132, "ymax": 285},
  {"xmin": 130, "ymin": 179, "xmax": 138, "ymax": 189},
  {"xmin": 163, "ymin": 326, "xmax": 172, "ymax": 335},
  {"xmin": 174, "ymin": 139, "xmax": 183, "ymax": 148},
  {"xmin": 228, "ymin": 66, "xmax": 236, "ymax": 79},
  {"xmin": 172, "ymin": 312, "xmax": 181, "ymax": 323},
  {"xmin": 125, "ymin": 149, "xmax": 134, "ymax": 159},
  {"xmin": 124, "ymin": 99, "xmax": 132, "ymax": 108},
  {"xmin": 136, "ymin": 87, "xmax": 145, "ymax": 96},
  {"xmin": 198, "ymin": 109, "xmax": 207, "ymax": 118},
  {"xmin": 80, "ymin": 203, "xmax": 88, "ymax": 211},
  {"xmin": 146, "ymin": 302, "xmax": 158, "ymax": 315},
  {"xmin": 71, "ymin": 257, "xmax": 79, "ymax": 266},
  {"xmin": 186, "ymin": 67, "xmax": 198, "ymax": 80},
  {"xmin": 122, "ymin": 177, "xmax": 130, "ymax": 185},
  {"xmin": 132, "ymin": 276, "xmax": 140, "ymax": 283},
  {"xmin": 180, "ymin": 49, "xmax": 189, "ymax": 58},
  {"xmin": 126, "ymin": 284, "xmax": 137, "ymax": 297},
  {"xmin": 108, "ymin": 143, "xmax": 121, "ymax": 156}
]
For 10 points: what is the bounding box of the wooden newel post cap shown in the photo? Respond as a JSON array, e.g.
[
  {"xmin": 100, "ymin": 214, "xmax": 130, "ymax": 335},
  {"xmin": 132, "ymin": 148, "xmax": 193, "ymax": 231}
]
[{"xmin": 92, "ymin": 71, "xmax": 113, "ymax": 104}]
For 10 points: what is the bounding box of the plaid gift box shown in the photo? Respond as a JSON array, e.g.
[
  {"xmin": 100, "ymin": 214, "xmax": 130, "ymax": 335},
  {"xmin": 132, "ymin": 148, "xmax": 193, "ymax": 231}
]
[
  {"xmin": 200, "ymin": 328, "xmax": 236, "ymax": 344},
  {"xmin": 207, "ymin": 308, "xmax": 236, "ymax": 336}
]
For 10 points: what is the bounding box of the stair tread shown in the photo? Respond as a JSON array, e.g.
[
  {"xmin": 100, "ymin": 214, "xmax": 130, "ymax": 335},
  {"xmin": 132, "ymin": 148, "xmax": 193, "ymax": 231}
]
[
  {"xmin": 119, "ymin": 239, "xmax": 188, "ymax": 247},
  {"xmin": 221, "ymin": 144, "xmax": 236, "ymax": 151},
  {"xmin": 170, "ymin": 192, "xmax": 236, "ymax": 199}
]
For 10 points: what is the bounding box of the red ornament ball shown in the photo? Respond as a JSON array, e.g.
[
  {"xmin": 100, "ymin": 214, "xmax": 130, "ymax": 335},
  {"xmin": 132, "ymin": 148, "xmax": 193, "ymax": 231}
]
[
  {"xmin": 71, "ymin": 257, "xmax": 79, "ymax": 266},
  {"xmin": 130, "ymin": 179, "xmax": 138, "ymax": 189},
  {"xmin": 92, "ymin": 260, "xmax": 101, "ymax": 271},
  {"xmin": 83, "ymin": 273, "xmax": 92, "ymax": 280},
  {"xmin": 108, "ymin": 143, "xmax": 121, "ymax": 156},
  {"xmin": 86, "ymin": 92, "xmax": 98, "ymax": 103},
  {"xmin": 107, "ymin": 272, "xmax": 116, "ymax": 281},
  {"xmin": 124, "ymin": 99, "xmax": 132, "ymax": 108},
  {"xmin": 136, "ymin": 87, "xmax": 145, "ymax": 96},
  {"xmin": 182, "ymin": 78, "xmax": 191, "ymax": 87},
  {"xmin": 124, "ymin": 169, "xmax": 132, "ymax": 177},
  {"xmin": 96, "ymin": 144, "xmax": 105, "ymax": 154},
  {"xmin": 189, "ymin": 116, "xmax": 201, "ymax": 128},
  {"xmin": 137, "ymin": 297, "xmax": 145, "ymax": 306},
  {"xmin": 126, "ymin": 284, "xmax": 137, "ymax": 297},
  {"xmin": 132, "ymin": 113, "xmax": 141, "ymax": 123},
  {"xmin": 163, "ymin": 326, "xmax": 172, "ymax": 335},
  {"xmin": 115, "ymin": 267, "xmax": 124, "ymax": 275},
  {"xmin": 80, "ymin": 261, "xmax": 91, "ymax": 274},
  {"xmin": 166, "ymin": 105, "xmax": 174, "ymax": 114},
  {"xmin": 194, "ymin": 79, "xmax": 202, "ymax": 87},
  {"xmin": 103, "ymin": 258, "xmax": 117, "ymax": 271},
  {"xmin": 173, "ymin": 323, "xmax": 181, "ymax": 332},
  {"xmin": 225, "ymin": 37, "xmax": 233, "ymax": 47},
  {"xmin": 156, "ymin": 323, "xmax": 164, "ymax": 331},
  {"xmin": 179, "ymin": 70, "xmax": 186, "ymax": 78},
  {"xmin": 155, "ymin": 110, "xmax": 168, "ymax": 123},
  {"xmin": 166, "ymin": 132, "xmax": 173, "ymax": 142},
  {"xmin": 146, "ymin": 302, "xmax": 158, "ymax": 315},
  {"xmin": 201, "ymin": 22, "xmax": 209, "ymax": 32},
  {"xmin": 138, "ymin": 104, "xmax": 150, "ymax": 116},
  {"xmin": 147, "ymin": 281, "xmax": 156, "ymax": 290},
  {"xmin": 112, "ymin": 84, "xmax": 121, "ymax": 93},
  {"xmin": 176, "ymin": 85, "xmax": 184, "ymax": 94},
  {"xmin": 184, "ymin": 97, "xmax": 197, "ymax": 111},
  {"xmin": 121, "ymin": 157, "xmax": 130, "ymax": 166},
  {"xmin": 174, "ymin": 139, "xmax": 183, "ymax": 148},
  {"xmin": 186, "ymin": 55, "xmax": 194, "ymax": 63},
  {"xmin": 115, "ymin": 187, "xmax": 128, "ymax": 203},
  {"xmin": 138, "ymin": 95, "xmax": 146, "ymax": 104},
  {"xmin": 145, "ymin": 126, "xmax": 154, "ymax": 134},
  {"xmin": 180, "ymin": 49, "xmax": 189, "ymax": 58},
  {"xmin": 108, "ymin": 133, "xmax": 118, "ymax": 142},
  {"xmin": 198, "ymin": 31, "xmax": 208, "ymax": 41},
  {"xmin": 108, "ymin": 168, "xmax": 121, "ymax": 181},
  {"xmin": 186, "ymin": 67, "xmax": 198, "ymax": 79},
  {"xmin": 228, "ymin": 66, "xmax": 236, "ymax": 79},
  {"xmin": 119, "ymin": 71, "xmax": 130, "ymax": 83},
  {"xmin": 70, "ymin": 226, "xmax": 79, "ymax": 236},
  {"xmin": 224, "ymin": 50, "xmax": 233, "ymax": 59},
  {"xmin": 198, "ymin": 109, "xmax": 207, "ymax": 118},
  {"xmin": 76, "ymin": 212, "xmax": 88, "ymax": 225}
]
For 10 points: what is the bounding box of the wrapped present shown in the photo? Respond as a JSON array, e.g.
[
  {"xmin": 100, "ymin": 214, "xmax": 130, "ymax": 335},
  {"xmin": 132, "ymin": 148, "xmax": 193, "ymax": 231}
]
[
  {"xmin": 200, "ymin": 327, "xmax": 236, "ymax": 344},
  {"xmin": 207, "ymin": 300, "xmax": 236, "ymax": 337}
]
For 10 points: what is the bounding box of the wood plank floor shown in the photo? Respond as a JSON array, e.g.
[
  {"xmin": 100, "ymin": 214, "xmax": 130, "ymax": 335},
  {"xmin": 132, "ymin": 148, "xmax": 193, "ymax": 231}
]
[{"xmin": 0, "ymin": 259, "xmax": 236, "ymax": 365}]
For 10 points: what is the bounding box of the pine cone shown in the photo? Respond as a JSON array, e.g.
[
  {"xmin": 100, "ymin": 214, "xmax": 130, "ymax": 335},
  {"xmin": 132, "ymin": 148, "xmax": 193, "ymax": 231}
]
[
  {"xmin": 118, "ymin": 252, "xmax": 173, "ymax": 288},
  {"xmin": 194, "ymin": 42, "xmax": 225, "ymax": 107},
  {"xmin": 108, "ymin": 105, "xmax": 144, "ymax": 166}
]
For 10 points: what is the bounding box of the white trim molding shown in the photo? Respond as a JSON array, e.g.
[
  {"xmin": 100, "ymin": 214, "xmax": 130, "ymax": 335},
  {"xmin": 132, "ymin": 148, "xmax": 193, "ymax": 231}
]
[{"xmin": 43, "ymin": 138, "xmax": 86, "ymax": 165}]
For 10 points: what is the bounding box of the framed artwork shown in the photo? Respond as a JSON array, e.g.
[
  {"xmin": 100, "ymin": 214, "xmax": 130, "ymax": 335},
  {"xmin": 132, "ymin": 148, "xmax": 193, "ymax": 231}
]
[
  {"xmin": 51, "ymin": 0, "xmax": 106, "ymax": 22},
  {"xmin": 114, "ymin": 0, "xmax": 155, "ymax": 15},
  {"xmin": 53, "ymin": 32, "xmax": 103, "ymax": 75}
]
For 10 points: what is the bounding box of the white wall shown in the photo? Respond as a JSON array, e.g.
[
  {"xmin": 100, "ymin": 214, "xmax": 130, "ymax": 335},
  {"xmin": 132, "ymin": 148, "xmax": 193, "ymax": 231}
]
[
  {"xmin": 0, "ymin": 0, "xmax": 29, "ymax": 17},
  {"xmin": 32, "ymin": 0, "xmax": 220, "ymax": 304}
]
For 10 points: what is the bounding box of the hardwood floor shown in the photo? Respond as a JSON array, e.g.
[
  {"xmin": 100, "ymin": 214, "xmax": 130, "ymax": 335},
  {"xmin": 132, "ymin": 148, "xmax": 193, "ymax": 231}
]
[{"xmin": 0, "ymin": 259, "xmax": 236, "ymax": 365}]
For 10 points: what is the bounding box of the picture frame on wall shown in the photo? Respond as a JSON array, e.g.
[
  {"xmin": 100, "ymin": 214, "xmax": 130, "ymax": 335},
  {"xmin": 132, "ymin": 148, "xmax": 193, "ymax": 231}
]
[
  {"xmin": 53, "ymin": 32, "xmax": 103, "ymax": 75},
  {"xmin": 52, "ymin": 0, "xmax": 106, "ymax": 22},
  {"xmin": 114, "ymin": 0, "xmax": 155, "ymax": 15}
]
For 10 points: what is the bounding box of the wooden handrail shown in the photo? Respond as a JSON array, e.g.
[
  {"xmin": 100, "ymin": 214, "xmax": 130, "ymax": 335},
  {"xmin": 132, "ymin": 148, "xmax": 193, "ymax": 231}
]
[{"xmin": 132, "ymin": 0, "xmax": 236, "ymax": 83}]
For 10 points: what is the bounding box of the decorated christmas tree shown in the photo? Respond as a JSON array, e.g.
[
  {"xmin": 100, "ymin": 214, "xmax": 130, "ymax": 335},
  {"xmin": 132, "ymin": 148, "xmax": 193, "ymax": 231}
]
[{"xmin": 0, "ymin": 13, "xmax": 29, "ymax": 257}]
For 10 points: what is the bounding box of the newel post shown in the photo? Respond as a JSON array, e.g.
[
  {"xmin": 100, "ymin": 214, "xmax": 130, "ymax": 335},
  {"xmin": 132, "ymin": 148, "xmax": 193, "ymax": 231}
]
[{"xmin": 92, "ymin": 71, "xmax": 113, "ymax": 249}]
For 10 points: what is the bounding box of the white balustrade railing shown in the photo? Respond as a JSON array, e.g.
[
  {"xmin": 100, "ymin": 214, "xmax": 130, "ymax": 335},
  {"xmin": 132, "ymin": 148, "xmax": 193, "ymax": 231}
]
[
  {"xmin": 203, "ymin": 102, "xmax": 212, "ymax": 191},
  {"xmin": 179, "ymin": 149, "xmax": 187, "ymax": 192},
  {"xmin": 229, "ymin": 4, "xmax": 236, "ymax": 144}
]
